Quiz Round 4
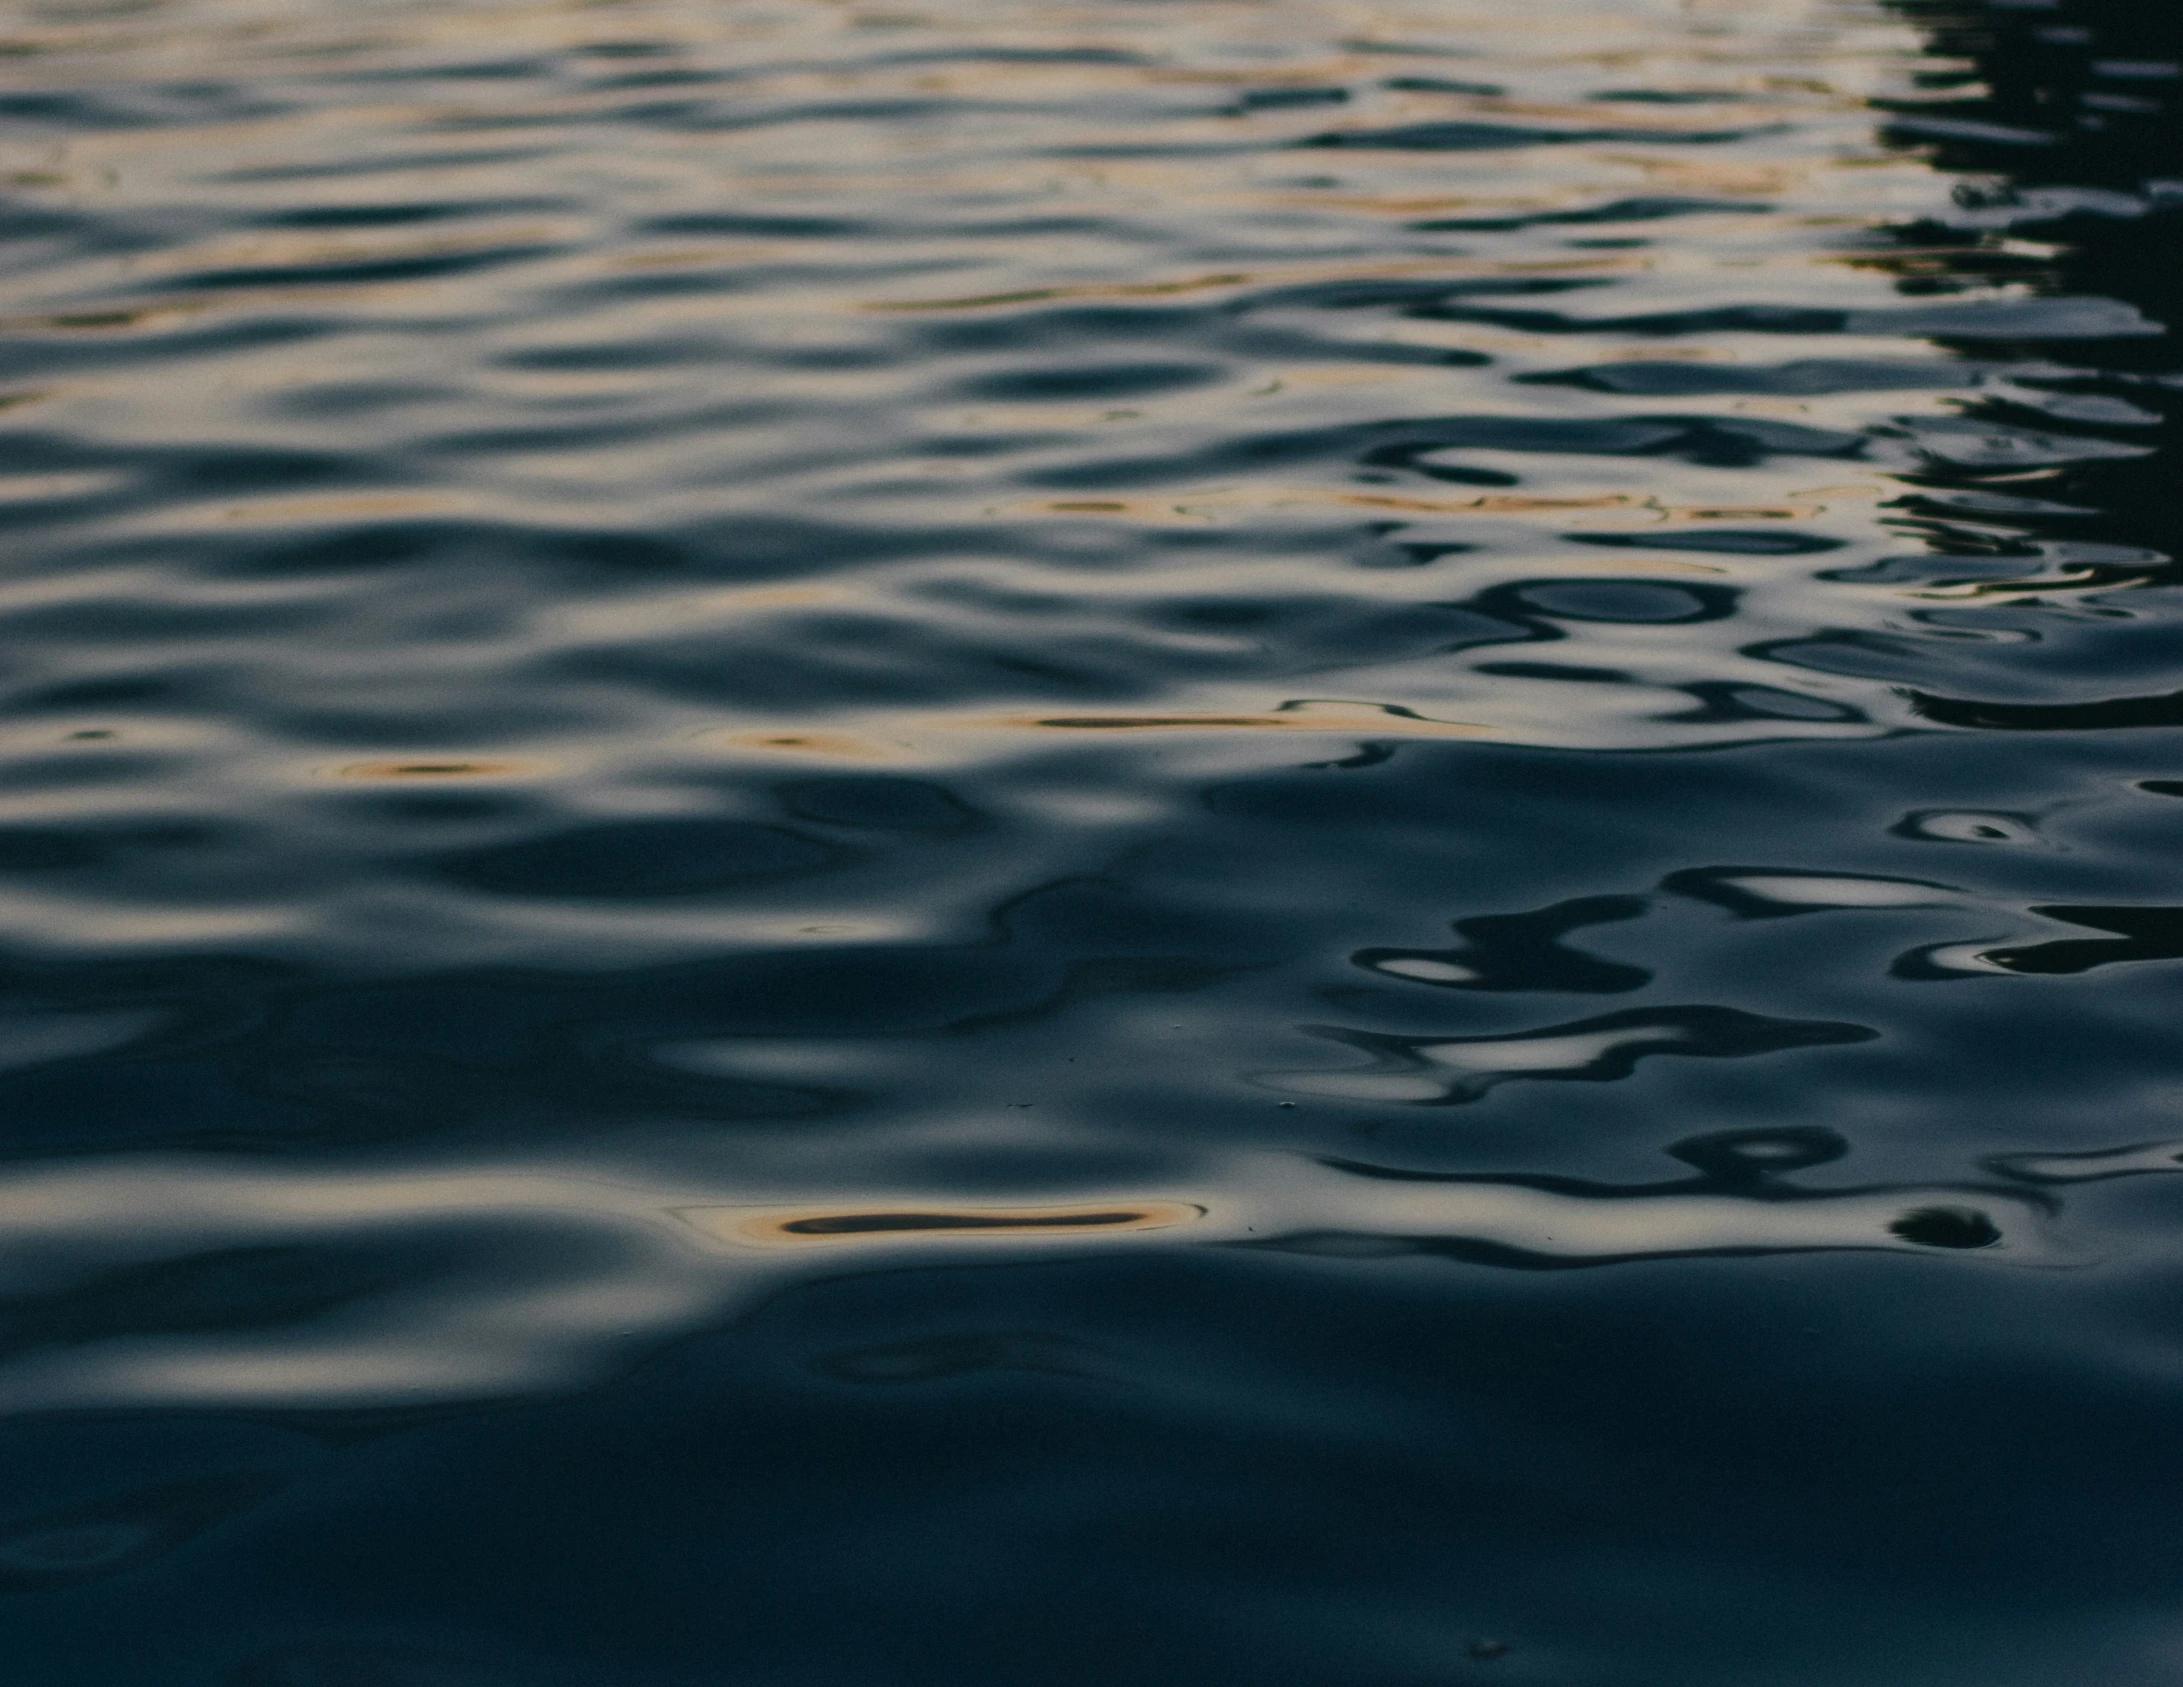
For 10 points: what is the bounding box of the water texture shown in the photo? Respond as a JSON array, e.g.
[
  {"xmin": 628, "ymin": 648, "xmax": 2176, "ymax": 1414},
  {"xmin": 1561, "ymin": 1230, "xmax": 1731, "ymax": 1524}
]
[{"xmin": 0, "ymin": 0, "xmax": 2180, "ymax": 1680}]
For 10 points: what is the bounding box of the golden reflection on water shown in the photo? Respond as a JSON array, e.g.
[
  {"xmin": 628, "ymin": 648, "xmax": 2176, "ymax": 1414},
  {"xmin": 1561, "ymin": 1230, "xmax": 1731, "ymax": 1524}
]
[
  {"xmin": 334, "ymin": 759, "xmax": 546, "ymax": 781},
  {"xmin": 0, "ymin": 0, "xmax": 2030, "ymax": 974},
  {"xmin": 0, "ymin": 1142, "xmax": 2068, "ymax": 1411},
  {"xmin": 686, "ymin": 1199, "xmax": 1206, "ymax": 1246},
  {"xmin": 720, "ymin": 730, "xmax": 923, "ymax": 761}
]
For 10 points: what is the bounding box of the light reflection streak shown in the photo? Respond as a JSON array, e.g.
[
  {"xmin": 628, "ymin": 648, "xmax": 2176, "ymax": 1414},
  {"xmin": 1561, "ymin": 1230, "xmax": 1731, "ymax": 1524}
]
[{"xmin": 0, "ymin": 1143, "xmax": 2065, "ymax": 1412}]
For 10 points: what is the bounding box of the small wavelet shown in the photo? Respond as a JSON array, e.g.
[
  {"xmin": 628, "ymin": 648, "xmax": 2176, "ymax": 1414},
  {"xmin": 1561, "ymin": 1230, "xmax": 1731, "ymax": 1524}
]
[
  {"xmin": 1270, "ymin": 1007, "xmax": 1877, "ymax": 1105},
  {"xmin": 0, "ymin": 1140, "xmax": 2068, "ymax": 1415}
]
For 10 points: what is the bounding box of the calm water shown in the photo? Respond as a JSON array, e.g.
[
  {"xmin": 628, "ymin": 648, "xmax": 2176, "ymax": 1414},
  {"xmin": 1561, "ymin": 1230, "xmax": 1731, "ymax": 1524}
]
[{"xmin": 0, "ymin": 0, "xmax": 2180, "ymax": 1679}]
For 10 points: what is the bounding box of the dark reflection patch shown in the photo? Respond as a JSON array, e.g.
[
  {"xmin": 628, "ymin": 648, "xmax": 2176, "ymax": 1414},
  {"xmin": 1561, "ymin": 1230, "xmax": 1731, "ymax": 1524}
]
[
  {"xmin": 1508, "ymin": 579, "xmax": 1733, "ymax": 624},
  {"xmin": 1357, "ymin": 893, "xmax": 1651, "ymax": 993},
  {"xmin": 1275, "ymin": 1005, "xmax": 1877, "ymax": 1104},
  {"xmin": 0, "ymin": 1475, "xmax": 275, "ymax": 1592},
  {"xmin": 1889, "ymin": 1206, "xmax": 2003, "ymax": 1250},
  {"xmin": 686, "ymin": 1201, "xmax": 1203, "ymax": 1246},
  {"xmin": 779, "ymin": 776, "xmax": 980, "ymax": 831},
  {"xmin": 1979, "ymin": 905, "xmax": 2183, "ymax": 975},
  {"xmin": 1380, "ymin": 77, "xmax": 1506, "ymax": 98},
  {"xmin": 1414, "ymin": 195, "xmax": 1764, "ymax": 231},
  {"xmin": 1302, "ymin": 120, "xmax": 1778, "ymax": 150},
  {"xmin": 0, "ymin": 829, "xmax": 104, "ymax": 871},
  {"xmin": 1565, "ymin": 528, "xmax": 1844, "ymax": 555},
  {"xmin": 952, "ymin": 361, "xmax": 1221, "ymax": 401},
  {"xmin": 1664, "ymin": 682, "xmax": 1864, "ymax": 722},
  {"xmin": 813, "ymin": 1331, "xmax": 1095, "ymax": 1383},
  {"xmin": 1909, "ymin": 689, "xmax": 2183, "ymax": 731},
  {"xmin": 430, "ymin": 820, "xmax": 852, "ymax": 897},
  {"xmin": 1473, "ymin": 661, "xmax": 1634, "ymax": 683},
  {"xmin": 0, "ymin": 1244, "xmax": 405, "ymax": 1353},
  {"xmin": 1234, "ymin": 86, "xmax": 1349, "ymax": 111},
  {"xmin": 783, "ymin": 1208, "xmax": 1147, "ymax": 1234},
  {"xmin": 1524, "ymin": 358, "xmax": 1977, "ymax": 395}
]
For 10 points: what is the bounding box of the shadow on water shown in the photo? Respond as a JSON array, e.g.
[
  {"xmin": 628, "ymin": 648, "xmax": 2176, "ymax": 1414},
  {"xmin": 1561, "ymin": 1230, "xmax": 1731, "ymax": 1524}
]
[{"xmin": 1874, "ymin": 0, "xmax": 2183, "ymax": 730}]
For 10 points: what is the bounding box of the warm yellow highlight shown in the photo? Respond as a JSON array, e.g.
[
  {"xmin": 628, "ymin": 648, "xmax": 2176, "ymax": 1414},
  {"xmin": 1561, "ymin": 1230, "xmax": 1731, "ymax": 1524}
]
[
  {"xmin": 681, "ymin": 1199, "xmax": 1206, "ymax": 1247},
  {"xmin": 716, "ymin": 730, "xmax": 918, "ymax": 760},
  {"xmin": 334, "ymin": 759, "xmax": 543, "ymax": 780}
]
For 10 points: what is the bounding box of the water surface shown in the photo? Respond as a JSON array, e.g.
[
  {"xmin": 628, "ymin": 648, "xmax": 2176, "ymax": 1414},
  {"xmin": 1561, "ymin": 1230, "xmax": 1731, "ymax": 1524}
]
[{"xmin": 2, "ymin": 0, "xmax": 2181, "ymax": 1680}]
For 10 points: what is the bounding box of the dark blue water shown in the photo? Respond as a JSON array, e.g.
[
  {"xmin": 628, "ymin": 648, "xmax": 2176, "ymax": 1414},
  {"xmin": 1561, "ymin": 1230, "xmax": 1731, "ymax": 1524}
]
[{"xmin": 0, "ymin": 0, "xmax": 2180, "ymax": 1680}]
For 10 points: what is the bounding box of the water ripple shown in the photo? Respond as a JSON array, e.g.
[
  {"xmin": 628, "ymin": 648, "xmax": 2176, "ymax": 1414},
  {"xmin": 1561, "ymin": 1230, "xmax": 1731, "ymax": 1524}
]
[{"xmin": 3, "ymin": 0, "xmax": 2183, "ymax": 1679}]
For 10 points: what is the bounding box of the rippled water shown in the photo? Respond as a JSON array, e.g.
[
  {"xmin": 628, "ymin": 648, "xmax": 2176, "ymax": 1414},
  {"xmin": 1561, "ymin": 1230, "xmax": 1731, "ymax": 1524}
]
[{"xmin": 1, "ymin": 0, "xmax": 2181, "ymax": 1679}]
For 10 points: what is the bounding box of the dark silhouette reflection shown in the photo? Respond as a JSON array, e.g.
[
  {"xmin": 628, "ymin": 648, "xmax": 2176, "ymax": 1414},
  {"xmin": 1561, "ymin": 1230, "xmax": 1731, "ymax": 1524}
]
[
  {"xmin": 1978, "ymin": 904, "xmax": 2183, "ymax": 975},
  {"xmin": 1908, "ymin": 686, "xmax": 2183, "ymax": 730},
  {"xmin": 1879, "ymin": 3, "xmax": 2181, "ymax": 194},
  {"xmin": 1869, "ymin": 0, "xmax": 2183, "ymax": 724},
  {"xmin": 1356, "ymin": 894, "xmax": 1651, "ymax": 993}
]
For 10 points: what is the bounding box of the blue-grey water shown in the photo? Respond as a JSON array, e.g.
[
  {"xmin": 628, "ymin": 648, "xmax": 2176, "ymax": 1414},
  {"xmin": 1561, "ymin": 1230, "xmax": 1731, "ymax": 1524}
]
[{"xmin": 0, "ymin": 0, "xmax": 2179, "ymax": 1680}]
